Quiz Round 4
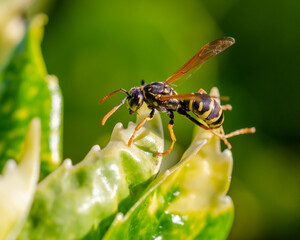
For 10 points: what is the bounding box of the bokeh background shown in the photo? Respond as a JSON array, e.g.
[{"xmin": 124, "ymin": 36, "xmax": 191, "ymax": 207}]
[{"xmin": 29, "ymin": 0, "xmax": 300, "ymax": 239}]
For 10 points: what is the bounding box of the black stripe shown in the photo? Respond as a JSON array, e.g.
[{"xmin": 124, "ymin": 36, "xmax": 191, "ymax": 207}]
[
  {"xmin": 211, "ymin": 112, "xmax": 224, "ymax": 127},
  {"xmin": 206, "ymin": 100, "xmax": 221, "ymax": 121},
  {"xmin": 197, "ymin": 96, "xmax": 211, "ymax": 115},
  {"xmin": 177, "ymin": 108, "xmax": 209, "ymax": 129}
]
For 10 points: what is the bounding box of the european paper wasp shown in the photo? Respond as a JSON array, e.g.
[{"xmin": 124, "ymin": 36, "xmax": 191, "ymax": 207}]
[{"xmin": 99, "ymin": 37, "xmax": 255, "ymax": 156}]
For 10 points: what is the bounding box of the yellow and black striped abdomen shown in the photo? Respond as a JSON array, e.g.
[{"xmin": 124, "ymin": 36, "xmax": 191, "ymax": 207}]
[{"xmin": 186, "ymin": 95, "xmax": 224, "ymax": 129}]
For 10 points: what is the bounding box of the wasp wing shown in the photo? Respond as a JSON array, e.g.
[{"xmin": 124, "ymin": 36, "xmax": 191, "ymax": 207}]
[
  {"xmin": 158, "ymin": 93, "xmax": 229, "ymax": 101},
  {"xmin": 164, "ymin": 37, "xmax": 235, "ymax": 86}
]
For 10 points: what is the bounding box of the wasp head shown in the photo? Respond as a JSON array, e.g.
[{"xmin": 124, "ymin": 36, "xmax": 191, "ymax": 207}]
[{"xmin": 127, "ymin": 87, "xmax": 144, "ymax": 114}]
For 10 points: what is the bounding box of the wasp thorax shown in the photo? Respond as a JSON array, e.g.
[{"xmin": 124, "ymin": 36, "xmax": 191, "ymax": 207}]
[{"xmin": 127, "ymin": 87, "xmax": 144, "ymax": 114}]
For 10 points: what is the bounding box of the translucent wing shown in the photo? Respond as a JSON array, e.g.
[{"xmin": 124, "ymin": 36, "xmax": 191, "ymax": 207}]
[
  {"xmin": 164, "ymin": 37, "xmax": 235, "ymax": 86},
  {"xmin": 158, "ymin": 93, "xmax": 229, "ymax": 101}
]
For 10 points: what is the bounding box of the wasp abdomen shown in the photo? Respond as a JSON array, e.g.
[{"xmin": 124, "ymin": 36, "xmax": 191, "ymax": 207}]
[{"xmin": 186, "ymin": 94, "xmax": 224, "ymax": 129}]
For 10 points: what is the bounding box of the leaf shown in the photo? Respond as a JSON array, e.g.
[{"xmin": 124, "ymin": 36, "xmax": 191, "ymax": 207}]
[
  {"xmin": 0, "ymin": 118, "xmax": 40, "ymax": 240},
  {"xmin": 0, "ymin": 15, "xmax": 63, "ymax": 178},
  {"xmin": 102, "ymin": 87, "xmax": 234, "ymax": 240},
  {"xmin": 19, "ymin": 105, "xmax": 164, "ymax": 240}
]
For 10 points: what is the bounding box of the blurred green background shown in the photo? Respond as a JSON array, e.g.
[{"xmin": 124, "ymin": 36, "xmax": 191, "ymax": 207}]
[{"xmin": 30, "ymin": 0, "xmax": 300, "ymax": 239}]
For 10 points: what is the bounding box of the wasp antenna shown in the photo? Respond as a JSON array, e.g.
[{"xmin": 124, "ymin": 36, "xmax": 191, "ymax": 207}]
[
  {"xmin": 99, "ymin": 89, "xmax": 129, "ymax": 104},
  {"xmin": 101, "ymin": 97, "xmax": 128, "ymax": 125}
]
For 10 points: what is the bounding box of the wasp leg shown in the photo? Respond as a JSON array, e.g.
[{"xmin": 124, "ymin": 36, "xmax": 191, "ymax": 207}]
[
  {"xmin": 218, "ymin": 126, "xmax": 232, "ymax": 149},
  {"xmin": 225, "ymin": 127, "xmax": 256, "ymax": 138},
  {"xmin": 198, "ymin": 88, "xmax": 207, "ymax": 94},
  {"xmin": 128, "ymin": 109, "xmax": 155, "ymax": 146},
  {"xmin": 156, "ymin": 111, "xmax": 176, "ymax": 156},
  {"xmin": 177, "ymin": 108, "xmax": 232, "ymax": 149},
  {"xmin": 220, "ymin": 126, "xmax": 225, "ymax": 135},
  {"xmin": 221, "ymin": 104, "xmax": 232, "ymax": 111},
  {"xmin": 207, "ymin": 128, "xmax": 232, "ymax": 148}
]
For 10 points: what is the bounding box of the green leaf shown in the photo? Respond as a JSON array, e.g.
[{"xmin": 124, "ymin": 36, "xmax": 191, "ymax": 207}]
[
  {"xmin": 102, "ymin": 88, "xmax": 234, "ymax": 240},
  {"xmin": 0, "ymin": 15, "xmax": 63, "ymax": 178},
  {"xmin": 0, "ymin": 118, "xmax": 40, "ymax": 240},
  {"xmin": 19, "ymin": 105, "xmax": 164, "ymax": 240},
  {"xmin": 0, "ymin": 0, "xmax": 33, "ymax": 70}
]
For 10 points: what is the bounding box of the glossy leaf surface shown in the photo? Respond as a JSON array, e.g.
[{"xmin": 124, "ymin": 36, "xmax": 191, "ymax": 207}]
[
  {"xmin": 0, "ymin": 118, "xmax": 40, "ymax": 240},
  {"xmin": 103, "ymin": 89, "xmax": 234, "ymax": 240},
  {"xmin": 19, "ymin": 105, "xmax": 164, "ymax": 240},
  {"xmin": 0, "ymin": 15, "xmax": 63, "ymax": 178}
]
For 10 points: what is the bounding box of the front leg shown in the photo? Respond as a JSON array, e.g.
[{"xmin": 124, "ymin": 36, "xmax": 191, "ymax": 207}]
[{"xmin": 128, "ymin": 109, "xmax": 155, "ymax": 146}]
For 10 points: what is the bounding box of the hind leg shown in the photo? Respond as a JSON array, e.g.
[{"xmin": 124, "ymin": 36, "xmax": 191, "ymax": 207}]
[
  {"xmin": 177, "ymin": 108, "xmax": 231, "ymax": 148},
  {"xmin": 156, "ymin": 111, "xmax": 176, "ymax": 156},
  {"xmin": 221, "ymin": 104, "xmax": 232, "ymax": 111},
  {"xmin": 225, "ymin": 127, "xmax": 256, "ymax": 138}
]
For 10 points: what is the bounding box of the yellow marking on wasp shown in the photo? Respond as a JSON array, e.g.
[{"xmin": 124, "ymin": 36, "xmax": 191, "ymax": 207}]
[
  {"xmin": 189, "ymin": 100, "xmax": 193, "ymax": 112},
  {"xmin": 206, "ymin": 114, "xmax": 222, "ymax": 125},
  {"xmin": 198, "ymin": 118, "xmax": 210, "ymax": 128},
  {"xmin": 197, "ymin": 101, "xmax": 203, "ymax": 112},
  {"xmin": 212, "ymin": 122, "xmax": 223, "ymax": 128},
  {"xmin": 206, "ymin": 103, "xmax": 222, "ymax": 124},
  {"xmin": 200, "ymin": 99, "xmax": 214, "ymax": 118},
  {"xmin": 164, "ymin": 88, "xmax": 169, "ymax": 94},
  {"xmin": 142, "ymin": 90, "xmax": 147, "ymax": 99},
  {"xmin": 153, "ymin": 101, "xmax": 158, "ymax": 106},
  {"xmin": 155, "ymin": 94, "xmax": 162, "ymax": 100},
  {"xmin": 206, "ymin": 117, "xmax": 222, "ymax": 126}
]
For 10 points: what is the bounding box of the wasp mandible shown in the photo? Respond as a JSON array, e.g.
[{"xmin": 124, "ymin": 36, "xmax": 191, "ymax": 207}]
[{"xmin": 99, "ymin": 37, "xmax": 255, "ymax": 156}]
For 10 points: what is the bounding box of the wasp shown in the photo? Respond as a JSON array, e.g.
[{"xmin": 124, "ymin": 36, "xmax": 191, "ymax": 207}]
[{"xmin": 99, "ymin": 37, "xmax": 255, "ymax": 156}]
